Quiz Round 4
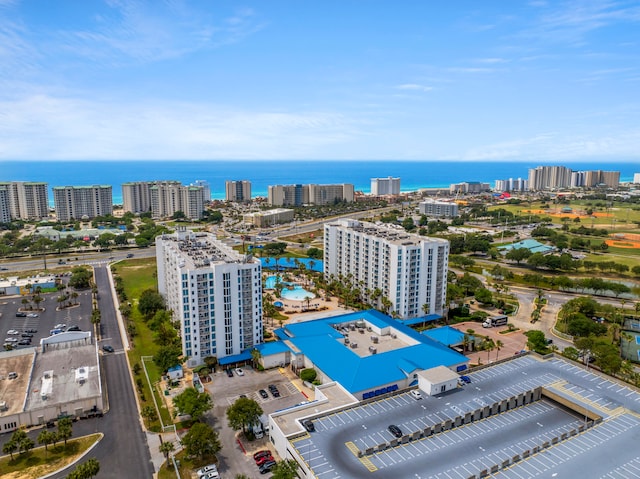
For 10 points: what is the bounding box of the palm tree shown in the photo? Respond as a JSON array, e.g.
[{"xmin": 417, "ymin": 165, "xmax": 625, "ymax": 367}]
[
  {"xmin": 141, "ymin": 406, "xmax": 157, "ymax": 427},
  {"xmin": 495, "ymin": 339, "xmax": 504, "ymax": 361},
  {"xmin": 159, "ymin": 441, "xmax": 175, "ymax": 466},
  {"xmin": 38, "ymin": 430, "xmax": 55, "ymax": 456},
  {"xmin": 484, "ymin": 338, "xmax": 495, "ymax": 363},
  {"xmin": 251, "ymin": 348, "xmax": 262, "ymax": 369},
  {"xmin": 2, "ymin": 439, "xmax": 17, "ymax": 459}
]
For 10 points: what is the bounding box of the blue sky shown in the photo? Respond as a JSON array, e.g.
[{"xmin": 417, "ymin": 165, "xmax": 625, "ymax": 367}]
[{"xmin": 1, "ymin": 0, "xmax": 639, "ymax": 161}]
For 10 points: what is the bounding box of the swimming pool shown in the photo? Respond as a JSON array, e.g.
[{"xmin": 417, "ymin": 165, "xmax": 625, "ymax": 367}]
[
  {"xmin": 281, "ymin": 286, "xmax": 315, "ymax": 301},
  {"xmin": 265, "ymin": 275, "xmax": 315, "ymax": 301}
]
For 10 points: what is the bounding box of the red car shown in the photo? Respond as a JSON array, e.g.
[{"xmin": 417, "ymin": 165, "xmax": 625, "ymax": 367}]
[
  {"xmin": 255, "ymin": 454, "xmax": 274, "ymax": 466},
  {"xmin": 253, "ymin": 450, "xmax": 272, "ymax": 461}
]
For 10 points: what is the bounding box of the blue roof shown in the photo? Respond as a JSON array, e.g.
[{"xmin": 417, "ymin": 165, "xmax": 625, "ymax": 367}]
[
  {"xmin": 398, "ymin": 314, "xmax": 441, "ymax": 326},
  {"xmin": 274, "ymin": 309, "xmax": 468, "ymax": 394},
  {"xmin": 497, "ymin": 238, "xmax": 554, "ymax": 254},
  {"xmin": 254, "ymin": 341, "xmax": 291, "ymax": 355},
  {"xmin": 219, "ymin": 349, "xmax": 252, "ymax": 366},
  {"xmin": 422, "ymin": 326, "xmax": 468, "ymax": 346}
]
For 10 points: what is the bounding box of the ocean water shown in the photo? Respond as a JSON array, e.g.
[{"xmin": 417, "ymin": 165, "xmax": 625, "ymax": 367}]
[{"xmin": 1, "ymin": 160, "xmax": 636, "ymax": 204}]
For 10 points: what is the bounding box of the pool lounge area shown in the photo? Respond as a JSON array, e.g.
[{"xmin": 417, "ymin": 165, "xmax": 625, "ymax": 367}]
[{"xmin": 265, "ymin": 275, "xmax": 316, "ymax": 302}]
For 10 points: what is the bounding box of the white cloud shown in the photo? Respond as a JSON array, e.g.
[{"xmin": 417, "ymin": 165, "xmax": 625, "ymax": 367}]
[
  {"xmin": 0, "ymin": 94, "xmax": 364, "ymax": 159},
  {"xmin": 395, "ymin": 83, "xmax": 433, "ymax": 92}
]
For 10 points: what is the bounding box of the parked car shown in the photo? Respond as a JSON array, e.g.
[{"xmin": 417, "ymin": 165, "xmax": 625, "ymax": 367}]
[
  {"xmin": 196, "ymin": 464, "xmax": 218, "ymax": 477},
  {"xmin": 259, "ymin": 460, "xmax": 277, "ymax": 474},
  {"xmin": 15, "ymin": 312, "xmax": 27, "ymax": 317},
  {"xmin": 102, "ymin": 345, "xmax": 114, "ymax": 353},
  {"xmin": 5, "ymin": 338, "xmax": 18, "ymax": 343},
  {"xmin": 7, "ymin": 330, "xmax": 19, "ymax": 335},
  {"xmin": 302, "ymin": 419, "xmax": 315, "ymax": 432},
  {"xmin": 235, "ymin": 368, "xmax": 245, "ymax": 376},
  {"xmin": 253, "ymin": 450, "xmax": 272, "ymax": 461},
  {"xmin": 126, "ymin": 253, "xmax": 134, "ymax": 258},
  {"xmin": 21, "ymin": 333, "xmax": 34, "ymax": 338},
  {"xmin": 55, "ymin": 323, "xmax": 66, "ymax": 330},
  {"xmin": 259, "ymin": 389, "xmax": 269, "ymax": 399},
  {"xmin": 410, "ymin": 389, "xmax": 423, "ymax": 400},
  {"xmin": 18, "ymin": 339, "xmax": 31, "ymax": 345},
  {"xmin": 255, "ymin": 454, "xmax": 274, "ymax": 466},
  {"xmin": 388, "ymin": 424, "xmax": 403, "ymax": 438},
  {"xmin": 66, "ymin": 325, "xmax": 81, "ymax": 331},
  {"xmin": 459, "ymin": 375, "xmax": 472, "ymax": 384},
  {"xmin": 25, "ymin": 329, "xmax": 37, "ymax": 333},
  {"xmin": 226, "ymin": 368, "xmax": 234, "ymax": 377},
  {"xmin": 26, "ymin": 313, "xmax": 39, "ymax": 318}
]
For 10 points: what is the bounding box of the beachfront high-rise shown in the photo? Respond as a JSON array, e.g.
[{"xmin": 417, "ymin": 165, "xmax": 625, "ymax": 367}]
[
  {"xmin": 324, "ymin": 219, "xmax": 449, "ymax": 319},
  {"xmin": 53, "ymin": 185, "xmax": 112, "ymax": 221},
  {"xmin": 528, "ymin": 165, "xmax": 620, "ymax": 191},
  {"xmin": 225, "ymin": 180, "xmax": 252, "ymax": 202},
  {"xmin": 123, "ymin": 180, "xmax": 205, "ymax": 219},
  {"xmin": 371, "ymin": 177, "xmax": 401, "ymax": 196},
  {"xmin": 156, "ymin": 229, "xmax": 263, "ymax": 367},
  {"xmin": 268, "ymin": 183, "xmax": 354, "ymax": 206},
  {"xmin": 0, "ymin": 181, "xmax": 49, "ymax": 221}
]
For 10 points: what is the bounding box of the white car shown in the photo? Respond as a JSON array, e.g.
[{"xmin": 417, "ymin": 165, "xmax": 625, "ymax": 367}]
[
  {"xmin": 55, "ymin": 323, "xmax": 66, "ymax": 330},
  {"xmin": 26, "ymin": 313, "xmax": 39, "ymax": 318},
  {"xmin": 7, "ymin": 330, "xmax": 19, "ymax": 335},
  {"xmin": 235, "ymin": 368, "xmax": 245, "ymax": 376},
  {"xmin": 5, "ymin": 337, "xmax": 18, "ymax": 343},
  {"xmin": 197, "ymin": 464, "xmax": 218, "ymax": 477}
]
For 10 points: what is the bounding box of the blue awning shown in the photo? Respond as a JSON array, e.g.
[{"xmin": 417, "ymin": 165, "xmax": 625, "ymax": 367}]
[
  {"xmin": 219, "ymin": 350, "xmax": 252, "ymax": 366},
  {"xmin": 397, "ymin": 314, "xmax": 441, "ymax": 326}
]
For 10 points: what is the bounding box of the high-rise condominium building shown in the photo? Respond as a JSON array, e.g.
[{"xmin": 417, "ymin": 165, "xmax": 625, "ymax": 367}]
[
  {"xmin": 268, "ymin": 183, "xmax": 354, "ymax": 206},
  {"xmin": 494, "ymin": 178, "xmax": 528, "ymax": 192},
  {"xmin": 449, "ymin": 182, "xmax": 491, "ymax": 194},
  {"xmin": 148, "ymin": 183, "xmax": 204, "ymax": 220},
  {"xmin": 156, "ymin": 229, "xmax": 263, "ymax": 367},
  {"xmin": 371, "ymin": 177, "xmax": 401, "ymax": 196},
  {"xmin": 528, "ymin": 166, "xmax": 573, "ymax": 191},
  {"xmin": 0, "ymin": 182, "xmax": 49, "ymax": 221},
  {"xmin": 53, "ymin": 185, "xmax": 112, "ymax": 221},
  {"xmin": 324, "ymin": 219, "xmax": 449, "ymax": 319},
  {"xmin": 225, "ymin": 180, "xmax": 252, "ymax": 202},
  {"xmin": 0, "ymin": 186, "xmax": 10, "ymax": 223},
  {"xmin": 191, "ymin": 180, "xmax": 211, "ymax": 202},
  {"xmin": 634, "ymin": 173, "xmax": 640, "ymax": 184}
]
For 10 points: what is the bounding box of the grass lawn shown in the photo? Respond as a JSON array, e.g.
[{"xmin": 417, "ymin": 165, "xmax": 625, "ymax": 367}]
[
  {"xmin": 111, "ymin": 258, "xmax": 174, "ymax": 431},
  {"xmin": 157, "ymin": 449, "xmax": 218, "ymax": 479},
  {"xmin": 0, "ymin": 433, "xmax": 101, "ymax": 479}
]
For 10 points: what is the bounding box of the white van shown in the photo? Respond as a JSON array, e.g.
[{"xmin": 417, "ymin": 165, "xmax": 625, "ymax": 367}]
[{"xmin": 410, "ymin": 390, "xmax": 423, "ymax": 400}]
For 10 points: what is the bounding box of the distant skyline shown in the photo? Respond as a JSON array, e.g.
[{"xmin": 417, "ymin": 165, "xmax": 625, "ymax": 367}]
[{"xmin": 1, "ymin": 1, "xmax": 640, "ymax": 162}]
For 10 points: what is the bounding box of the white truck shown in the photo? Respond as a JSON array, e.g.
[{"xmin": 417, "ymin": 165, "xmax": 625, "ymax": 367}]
[{"xmin": 482, "ymin": 314, "xmax": 508, "ymax": 328}]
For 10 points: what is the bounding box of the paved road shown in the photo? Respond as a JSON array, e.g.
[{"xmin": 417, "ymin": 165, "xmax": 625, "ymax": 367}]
[
  {"xmin": 0, "ymin": 247, "xmax": 157, "ymax": 273},
  {"xmin": 49, "ymin": 266, "xmax": 154, "ymax": 478}
]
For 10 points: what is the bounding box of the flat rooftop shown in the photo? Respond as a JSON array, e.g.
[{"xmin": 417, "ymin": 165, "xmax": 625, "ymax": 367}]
[
  {"xmin": 288, "ymin": 355, "xmax": 640, "ymax": 478},
  {"xmin": 272, "ymin": 383, "xmax": 358, "ymax": 436},
  {"xmin": 26, "ymin": 343, "xmax": 100, "ymax": 410},
  {"xmin": 327, "ymin": 219, "xmax": 449, "ymax": 247},
  {"xmin": 158, "ymin": 232, "xmax": 259, "ymax": 269},
  {"xmin": 0, "ymin": 348, "xmax": 35, "ymax": 416}
]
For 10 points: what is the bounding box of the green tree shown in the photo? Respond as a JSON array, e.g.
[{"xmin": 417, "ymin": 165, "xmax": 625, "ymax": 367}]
[
  {"xmin": 153, "ymin": 345, "xmax": 182, "ymax": 372},
  {"xmin": 226, "ymin": 397, "xmax": 264, "ymax": 434},
  {"xmin": 300, "ymin": 368, "xmax": 317, "ymax": 382},
  {"xmin": 2, "ymin": 438, "xmax": 17, "ymax": 459},
  {"xmin": 159, "ymin": 441, "xmax": 175, "ymax": 466},
  {"xmin": 181, "ymin": 422, "xmax": 221, "ymax": 460},
  {"xmin": 68, "ymin": 266, "xmax": 92, "ymax": 289},
  {"xmin": 138, "ymin": 289, "xmax": 165, "ymax": 319},
  {"xmin": 270, "ymin": 459, "xmax": 299, "ymax": 479},
  {"xmin": 38, "ymin": 430, "xmax": 56, "ymax": 454},
  {"xmin": 173, "ymin": 388, "xmax": 213, "ymax": 421},
  {"xmin": 141, "ymin": 405, "xmax": 158, "ymax": 427},
  {"xmin": 505, "ymin": 247, "xmax": 532, "ymax": 264},
  {"xmin": 57, "ymin": 417, "xmax": 73, "ymax": 446},
  {"xmin": 525, "ymin": 330, "xmax": 548, "ymax": 353},
  {"xmin": 474, "ymin": 288, "xmax": 493, "ymax": 305},
  {"xmin": 251, "ymin": 348, "xmax": 262, "ymax": 369}
]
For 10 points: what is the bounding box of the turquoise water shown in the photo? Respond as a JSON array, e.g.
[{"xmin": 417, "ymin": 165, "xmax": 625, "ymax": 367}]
[{"xmin": 265, "ymin": 275, "xmax": 315, "ymax": 301}]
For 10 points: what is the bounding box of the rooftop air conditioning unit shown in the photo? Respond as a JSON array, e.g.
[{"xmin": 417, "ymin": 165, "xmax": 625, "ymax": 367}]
[{"xmin": 350, "ymin": 342, "xmax": 358, "ymax": 349}]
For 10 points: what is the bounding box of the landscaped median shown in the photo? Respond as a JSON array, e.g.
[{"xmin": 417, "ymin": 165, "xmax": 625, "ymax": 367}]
[{"xmin": 0, "ymin": 433, "xmax": 102, "ymax": 479}]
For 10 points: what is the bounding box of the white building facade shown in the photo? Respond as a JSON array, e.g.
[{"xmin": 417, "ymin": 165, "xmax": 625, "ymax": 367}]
[
  {"xmin": 419, "ymin": 200, "xmax": 459, "ymax": 218},
  {"xmin": 323, "ymin": 219, "xmax": 449, "ymax": 319},
  {"xmin": 156, "ymin": 230, "xmax": 263, "ymax": 367},
  {"xmin": 371, "ymin": 177, "xmax": 401, "ymax": 196},
  {"xmin": 268, "ymin": 184, "xmax": 354, "ymax": 206}
]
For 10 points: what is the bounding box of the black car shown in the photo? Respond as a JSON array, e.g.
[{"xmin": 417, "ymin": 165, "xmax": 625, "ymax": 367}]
[
  {"xmin": 259, "ymin": 389, "xmax": 269, "ymax": 399},
  {"xmin": 21, "ymin": 333, "xmax": 34, "ymax": 338},
  {"xmin": 66, "ymin": 325, "xmax": 81, "ymax": 332},
  {"xmin": 259, "ymin": 460, "xmax": 276, "ymax": 474},
  {"xmin": 25, "ymin": 329, "xmax": 37, "ymax": 333},
  {"xmin": 18, "ymin": 339, "xmax": 31, "ymax": 345},
  {"xmin": 102, "ymin": 345, "xmax": 114, "ymax": 353},
  {"xmin": 388, "ymin": 424, "xmax": 403, "ymax": 438},
  {"xmin": 302, "ymin": 420, "xmax": 315, "ymax": 432},
  {"xmin": 15, "ymin": 312, "xmax": 27, "ymax": 317},
  {"xmin": 226, "ymin": 368, "xmax": 234, "ymax": 377}
]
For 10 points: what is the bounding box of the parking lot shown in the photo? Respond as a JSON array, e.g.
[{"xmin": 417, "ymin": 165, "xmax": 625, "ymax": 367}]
[
  {"xmin": 0, "ymin": 283, "xmax": 93, "ymax": 350},
  {"xmin": 289, "ymin": 355, "xmax": 640, "ymax": 478},
  {"xmin": 205, "ymin": 366, "xmax": 308, "ymax": 478}
]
